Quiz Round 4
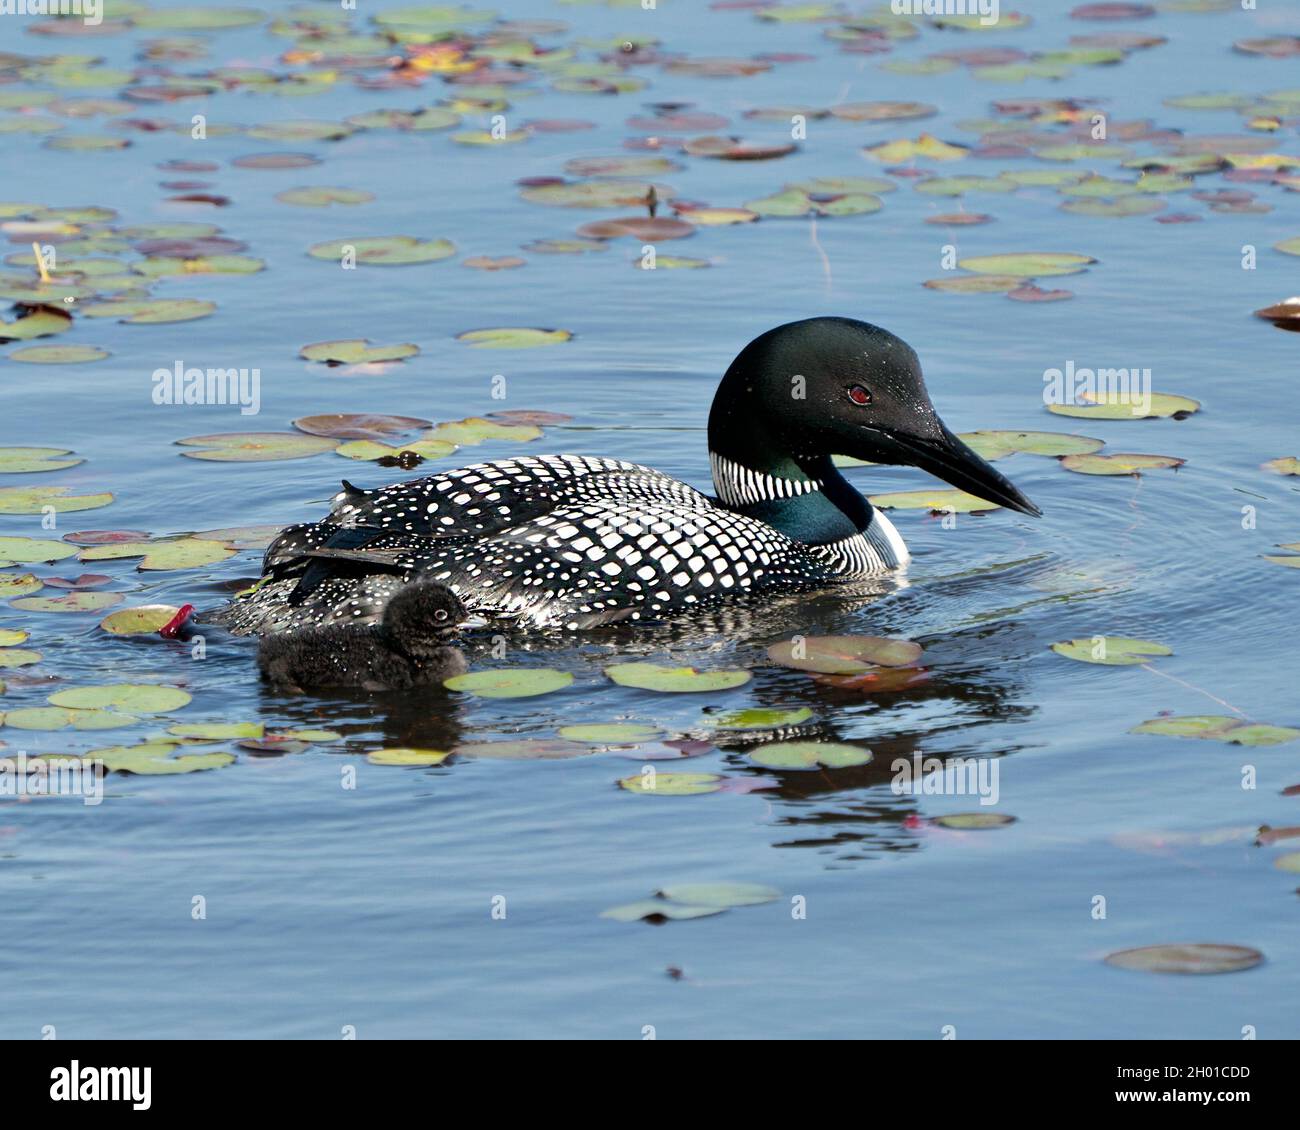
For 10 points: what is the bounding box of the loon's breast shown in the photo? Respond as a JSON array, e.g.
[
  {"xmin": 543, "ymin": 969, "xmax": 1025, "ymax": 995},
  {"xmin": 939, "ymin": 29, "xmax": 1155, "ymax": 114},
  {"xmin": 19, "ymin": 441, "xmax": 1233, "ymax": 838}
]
[{"xmin": 215, "ymin": 454, "xmax": 909, "ymax": 635}]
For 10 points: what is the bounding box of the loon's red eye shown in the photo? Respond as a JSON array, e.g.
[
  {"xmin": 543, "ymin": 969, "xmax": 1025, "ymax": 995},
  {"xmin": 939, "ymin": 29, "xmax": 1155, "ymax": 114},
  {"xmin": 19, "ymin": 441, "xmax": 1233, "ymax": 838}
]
[{"xmin": 848, "ymin": 385, "xmax": 872, "ymax": 406}]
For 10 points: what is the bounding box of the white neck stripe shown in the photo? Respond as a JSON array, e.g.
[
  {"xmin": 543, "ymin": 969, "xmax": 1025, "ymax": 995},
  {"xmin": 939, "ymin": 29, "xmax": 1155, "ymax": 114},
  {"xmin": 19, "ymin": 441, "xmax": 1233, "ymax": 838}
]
[{"xmin": 710, "ymin": 451, "xmax": 822, "ymax": 507}]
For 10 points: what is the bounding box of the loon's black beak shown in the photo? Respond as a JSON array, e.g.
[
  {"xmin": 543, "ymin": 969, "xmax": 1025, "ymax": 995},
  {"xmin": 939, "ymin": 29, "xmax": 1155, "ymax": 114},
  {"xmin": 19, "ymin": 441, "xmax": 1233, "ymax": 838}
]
[{"xmin": 871, "ymin": 423, "xmax": 1043, "ymax": 518}]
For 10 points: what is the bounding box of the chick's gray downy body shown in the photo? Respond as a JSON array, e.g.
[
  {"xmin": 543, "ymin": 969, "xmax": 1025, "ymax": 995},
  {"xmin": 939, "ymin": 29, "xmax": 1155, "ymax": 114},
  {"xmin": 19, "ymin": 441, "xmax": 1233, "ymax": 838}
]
[{"xmin": 257, "ymin": 582, "xmax": 469, "ymax": 691}]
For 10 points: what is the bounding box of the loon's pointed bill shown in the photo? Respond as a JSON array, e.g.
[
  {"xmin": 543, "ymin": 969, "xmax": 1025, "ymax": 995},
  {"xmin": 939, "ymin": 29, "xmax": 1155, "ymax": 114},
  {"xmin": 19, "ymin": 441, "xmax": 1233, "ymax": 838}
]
[
  {"xmin": 866, "ymin": 422, "xmax": 1042, "ymax": 517},
  {"xmin": 209, "ymin": 316, "xmax": 1043, "ymax": 636}
]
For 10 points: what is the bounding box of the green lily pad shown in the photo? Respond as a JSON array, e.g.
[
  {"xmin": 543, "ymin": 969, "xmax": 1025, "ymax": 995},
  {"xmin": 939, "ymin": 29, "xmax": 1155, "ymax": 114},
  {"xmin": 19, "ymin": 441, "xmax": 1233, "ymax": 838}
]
[
  {"xmin": 1047, "ymin": 391, "xmax": 1201, "ymax": 420},
  {"xmin": 1060, "ymin": 453, "xmax": 1185, "ymax": 475},
  {"xmin": 1264, "ymin": 555, "xmax": 1300, "ymax": 570},
  {"xmin": 276, "ymin": 187, "xmax": 375, "ymax": 207},
  {"xmin": 78, "ymin": 298, "xmax": 216, "ymax": 324},
  {"xmin": 606, "ymin": 663, "xmax": 751, "ymax": 693},
  {"xmin": 1051, "ymin": 637, "xmax": 1172, "ymax": 665},
  {"xmin": 958, "ymin": 252, "xmax": 1096, "ymax": 277},
  {"xmin": 91, "ymin": 743, "xmax": 236, "ymax": 775},
  {"xmin": 299, "ymin": 339, "xmax": 419, "ymax": 364},
  {"xmin": 133, "ymin": 256, "xmax": 265, "ymax": 277},
  {"xmin": 558, "ymin": 723, "xmax": 661, "ymax": 744},
  {"xmin": 443, "ymin": 668, "xmax": 573, "ymax": 698},
  {"xmin": 8, "ymin": 344, "xmax": 109, "ymax": 364},
  {"xmin": 307, "ymin": 236, "xmax": 456, "ymax": 265},
  {"xmin": 11, "ymin": 592, "xmax": 123, "ymax": 613},
  {"xmin": 747, "ymin": 741, "xmax": 873, "ymax": 770},
  {"xmin": 79, "ymin": 538, "xmax": 235, "ymax": 571},
  {"xmin": 167, "ymin": 722, "xmax": 264, "ymax": 740},
  {"xmin": 454, "ymin": 739, "xmax": 592, "ymax": 760},
  {"xmin": 367, "ymin": 748, "xmax": 451, "ymax": 766},
  {"xmin": 916, "ymin": 176, "xmax": 1017, "ymax": 197},
  {"xmin": 132, "ymin": 6, "xmax": 263, "ymax": 29},
  {"xmin": 600, "ymin": 899, "xmax": 725, "ymax": 922},
  {"xmin": 3, "ymin": 707, "xmax": 137, "ymax": 731},
  {"xmin": 1132, "ymin": 715, "xmax": 1300, "ymax": 745},
  {"xmin": 1104, "ymin": 944, "xmax": 1263, "ymax": 975},
  {"xmin": 934, "ymin": 812, "xmax": 1016, "ymax": 829},
  {"xmin": 175, "ymin": 433, "xmax": 338, "ymax": 462},
  {"xmin": 1062, "ymin": 197, "xmax": 1165, "ymax": 217},
  {"xmin": 99, "ymin": 605, "xmax": 183, "ymax": 634},
  {"xmin": 0, "ymin": 648, "xmax": 41, "ymax": 668},
  {"xmin": 454, "ymin": 327, "xmax": 572, "ymax": 349},
  {"xmin": 0, "ymin": 447, "xmax": 83, "ymax": 474},
  {"xmin": 710, "ymin": 707, "xmax": 814, "ymax": 730},
  {"xmin": 960, "ymin": 430, "xmax": 1104, "ymax": 459},
  {"xmin": 618, "ymin": 771, "xmax": 724, "ymax": 795},
  {"xmin": 0, "ymin": 628, "xmax": 29, "ymax": 645},
  {"xmin": 426, "ymin": 418, "xmax": 542, "ymax": 445},
  {"xmin": 1223, "ymin": 725, "xmax": 1300, "ymax": 746},
  {"xmin": 870, "ymin": 489, "xmax": 1009, "ymax": 512},
  {"xmin": 654, "ymin": 882, "xmax": 780, "ymax": 908},
  {"xmin": 0, "ymin": 485, "xmax": 113, "ymax": 514},
  {"xmin": 0, "ymin": 304, "xmax": 72, "ymax": 341},
  {"xmin": 924, "ymin": 274, "xmax": 1025, "ymax": 294},
  {"xmin": 519, "ymin": 180, "xmax": 675, "ymax": 209},
  {"xmin": 49, "ymin": 683, "xmax": 191, "ymax": 713},
  {"xmin": 0, "ymin": 538, "xmax": 77, "ymax": 564}
]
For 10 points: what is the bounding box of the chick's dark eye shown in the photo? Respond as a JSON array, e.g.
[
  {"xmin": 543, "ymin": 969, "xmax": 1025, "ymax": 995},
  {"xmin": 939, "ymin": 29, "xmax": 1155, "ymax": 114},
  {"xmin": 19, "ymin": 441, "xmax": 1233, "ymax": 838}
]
[
  {"xmin": 435, "ymin": 609, "xmax": 448, "ymax": 621},
  {"xmin": 848, "ymin": 385, "xmax": 872, "ymax": 406}
]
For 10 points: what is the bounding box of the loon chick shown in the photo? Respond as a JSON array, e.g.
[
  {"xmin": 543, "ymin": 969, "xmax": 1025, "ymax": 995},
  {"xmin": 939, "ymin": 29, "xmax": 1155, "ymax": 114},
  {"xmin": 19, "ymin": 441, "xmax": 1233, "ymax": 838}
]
[
  {"xmin": 218, "ymin": 317, "xmax": 1040, "ymax": 635},
  {"xmin": 257, "ymin": 582, "xmax": 473, "ymax": 691}
]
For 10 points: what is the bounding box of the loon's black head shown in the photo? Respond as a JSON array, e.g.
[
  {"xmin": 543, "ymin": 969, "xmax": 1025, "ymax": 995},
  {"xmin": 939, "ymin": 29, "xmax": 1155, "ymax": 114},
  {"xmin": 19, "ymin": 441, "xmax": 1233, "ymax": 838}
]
[
  {"xmin": 381, "ymin": 583, "xmax": 476, "ymax": 658},
  {"xmin": 708, "ymin": 316, "xmax": 1041, "ymax": 517}
]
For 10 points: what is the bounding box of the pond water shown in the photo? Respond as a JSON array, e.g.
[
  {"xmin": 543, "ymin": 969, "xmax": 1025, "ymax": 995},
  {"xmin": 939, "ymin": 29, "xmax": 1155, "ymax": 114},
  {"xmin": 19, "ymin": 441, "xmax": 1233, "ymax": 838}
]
[{"xmin": 1, "ymin": 0, "xmax": 1298, "ymax": 1038}]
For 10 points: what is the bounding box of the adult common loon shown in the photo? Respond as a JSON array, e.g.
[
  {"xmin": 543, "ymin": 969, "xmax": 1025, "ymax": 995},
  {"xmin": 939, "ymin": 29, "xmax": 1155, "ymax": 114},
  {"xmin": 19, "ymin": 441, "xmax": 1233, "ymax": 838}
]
[{"xmin": 214, "ymin": 317, "xmax": 1040, "ymax": 635}]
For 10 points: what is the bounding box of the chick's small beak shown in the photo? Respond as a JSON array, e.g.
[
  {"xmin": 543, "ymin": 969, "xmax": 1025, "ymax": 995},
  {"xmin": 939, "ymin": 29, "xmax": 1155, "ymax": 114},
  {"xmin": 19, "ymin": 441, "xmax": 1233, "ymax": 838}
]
[
  {"xmin": 875, "ymin": 423, "xmax": 1043, "ymax": 518},
  {"xmin": 459, "ymin": 613, "xmax": 490, "ymax": 630}
]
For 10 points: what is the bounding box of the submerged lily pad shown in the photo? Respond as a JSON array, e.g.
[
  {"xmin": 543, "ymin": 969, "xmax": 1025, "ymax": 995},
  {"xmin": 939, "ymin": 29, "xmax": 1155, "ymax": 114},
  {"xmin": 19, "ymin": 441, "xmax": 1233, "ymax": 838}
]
[
  {"xmin": 1105, "ymin": 944, "xmax": 1263, "ymax": 975},
  {"xmin": 1051, "ymin": 637, "xmax": 1172, "ymax": 665},
  {"xmin": 606, "ymin": 663, "xmax": 751, "ymax": 693},
  {"xmin": 80, "ymin": 538, "xmax": 234, "ymax": 571},
  {"xmin": 767, "ymin": 635, "xmax": 922, "ymax": 674},
  {"xmin": 299, "ymin": 340, "xmax": 419, "ymax": 365},
  {"xmin": 176, "ymin": 433, "xmax": 338, "ymax": 461},
  {"xmin": 1061, "ymin": 452, "xmax": 1184, "ymax": 475},
  {"xmin": 748, "ymin": 742, "xmax": 873, "ymax": 770},
  {"xmin": 455, "ymin": 327, "xmax": 572, "ymax": 349},
  {"xmin": 443, "ymin": 668, "xmax": 573, "ymax": 698}
]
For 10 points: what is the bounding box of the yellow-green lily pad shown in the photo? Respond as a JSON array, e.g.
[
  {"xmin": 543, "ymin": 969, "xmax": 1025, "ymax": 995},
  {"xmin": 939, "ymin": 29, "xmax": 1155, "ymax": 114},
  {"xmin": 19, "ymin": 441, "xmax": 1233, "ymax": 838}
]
[
  {"xmin": 1262, "ymin": 457, "xmax": 1299, "ymax": 475},
  {"xmin": 1061, "ymin": 453, "xmax": 1185, "ymax": 475},
  {"xmin": 454, "ymin": 327, "xmax": 572, "ymax": 349},
  {"xmin": 175, "ymin": 433, "xmax": 338, "ymax": 462},
  {"xmin": 91, "ymin": 743, "xmax": 236, "ymax": 774},
  {"xmin": 959, "ymin": 430, "xmax": 1104, "ymax": 459},
  {"xmin": 335, "ymin": 440, "xmax": 457, "ymax": 462},
  {"xmin": 443, "ymin": 668, "xmax": 573, "ymax": 698},
  {"xmin": 48, "ymin": 683, "xmax": 191, "ymax": 713},
  {"xmin": 9, "ymin": 344, "xmax": 109, "ymax": 363},
  {"xmin": 0, "ymin": 538, "xmax": 77, "ymax": 564},
  {"xmin": 958, "ymin": 252, "xmax": 1096, "ymax": 277},
  {"xmin": 559, "ymin": 723, "xmax": 661, "ymax": 744},
  {"xmin": 1132, "ymin": 715, "xmax": 1300, "ymax": 745},
  {"xmin": 99, "ymin": 604, "xmax": 182, "ymax": 634},
  {"xmin": 747, "ymin": 741, "xmax": 873, "ymax": 770},
  {"xmin": 425, "ymin": 418, "xmax": 542, "ymax": 445},
  {"xmin": 0, "ymin": 485, "xmax": 113, "ymax": 514},
  {"xmin": 0, "ymin": 628, "xmax": 29, "ymax": 645},
  {"xmin": 78, "ymin": 298, "xmax": 216, "ymax": 324},
  {"xmin": 618, "ymin": 771, "xmax": 724, "ymax": 795},
  {"xmin": 3, "ymin": 706, "xmax": 138, "ymax": 730},
  {"xmin": 0, "ymin": 304, "xmax": 73, "ymax": 341},
  {"xmin": 299, "ymin": 339, "xmax": 419, "ymax": 364},
  {"xmin": 710, "ymin": 707, "xmax": 814, "ymax": 730},
  {"xmin": 1051, "ymin": 637, "xmax": 1172, "ymax": 665},
  {"xmin": 1048, "ymin": 391, "xmax": 1201, "ymax": 420},
  {"xmin": 606, "ymin": 663, "xmax": 751, "ymax": 693},
  {"xmin": 0, "ymin": 648, "xmax": 41, "ymax": 668},
  {"xmin": 167, "ymin": 722, "xmax": 264, "ymax": 740},
  {"xmin": 306, "ymin": 236, "xmax": 455, "ymax": 265},
  {"xmin": 11, "ymin": 591, "xmax": 123, "ymax": 613},
  {"xmin": 276, "ymin": 187, "xmax": 375, "ymax": 207},
  {"xmin": 0, "ymin": 447, "xmax": 83, "ymax": 474},
  {"xmin": 366, "ymin": 748, "xmax": 451, "ymax": 766},
  {"xmin": 80, "ymin": 538, "xmax": 234, "ymax": 571}
]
